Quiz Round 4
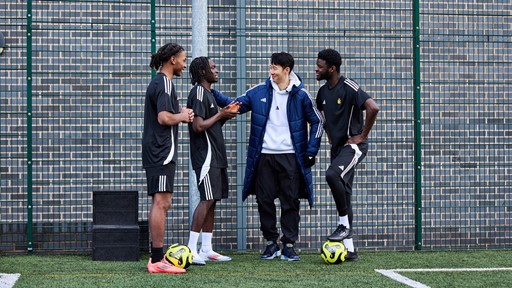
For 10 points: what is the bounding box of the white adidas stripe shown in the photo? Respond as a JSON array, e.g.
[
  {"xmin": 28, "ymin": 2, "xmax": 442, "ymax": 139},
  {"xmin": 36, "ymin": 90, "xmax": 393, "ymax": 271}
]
[
  {"xmin": 344, "ymin": 78, "xmax": 359, "ymax": 91},
  {"xmin": 159, "ymin": 175, "xmax": 167, "ymax": 192},
  {"xmin": 196, "ymin": 85, "xmax": 204, "ymax": 102},
  {"xmin": 302, "ymin": 88, "xmax": 324, "ymax": 139},
  {"xmin": 164, "ymin": 75, "xmax": 173, "ymax": 95}
]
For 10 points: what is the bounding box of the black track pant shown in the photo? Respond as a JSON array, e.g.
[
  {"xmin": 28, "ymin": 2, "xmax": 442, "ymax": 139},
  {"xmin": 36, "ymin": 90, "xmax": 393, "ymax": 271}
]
[
  {"xmin": 325, "ymin": 143, "xmax": 367, "ymax": 225},
  {"xmin": 255, "ymin": 153, "xmax": 301, "ymax": 244}
]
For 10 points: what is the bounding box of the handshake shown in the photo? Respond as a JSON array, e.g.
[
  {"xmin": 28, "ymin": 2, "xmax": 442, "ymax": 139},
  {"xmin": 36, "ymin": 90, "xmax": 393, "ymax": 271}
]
[{"xmin": 220, "ymin": 101, "xmax": 242, "ymax": 120}]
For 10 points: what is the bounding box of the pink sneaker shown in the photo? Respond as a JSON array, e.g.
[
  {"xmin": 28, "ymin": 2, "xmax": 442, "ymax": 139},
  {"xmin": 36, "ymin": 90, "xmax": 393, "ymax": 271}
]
[{"xmin": 147, "ymin": 258, "xmax": 186, "ymax": 274}]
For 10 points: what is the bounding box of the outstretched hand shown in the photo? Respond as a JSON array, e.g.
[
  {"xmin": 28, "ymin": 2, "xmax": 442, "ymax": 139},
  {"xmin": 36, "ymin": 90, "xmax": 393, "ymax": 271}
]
[{"xmin": 220, "ymin": 101, "xmax": 241, "ymax": 120}]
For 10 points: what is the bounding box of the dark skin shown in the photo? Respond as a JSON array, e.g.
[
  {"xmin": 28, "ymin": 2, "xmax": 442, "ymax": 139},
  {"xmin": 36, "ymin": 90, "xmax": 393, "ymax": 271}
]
[
  {"xmin": 149, "ymin": 50, "xmax": 193, "ymax": 249},
  {"xmin": 192, "ymin": 60, "xmax": 240, "ymax": 133},
  {"xmin": 157, "ymin": 51, "xmax": 194, "ymax": 126},
  {"xmin": 315, "ymin": 58, "xmax": 380, "ymax": 145},
  {"xmin": 190, "ymin": 59, "xmax": 240, "ymax": 233}
]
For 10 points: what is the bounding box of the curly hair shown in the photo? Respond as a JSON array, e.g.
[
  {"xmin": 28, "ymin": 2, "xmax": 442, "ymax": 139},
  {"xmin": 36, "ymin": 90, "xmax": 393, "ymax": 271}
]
[
  {"xmin": 189, "ymin": 56, "xmax": 212, "ymax": 85},
  {"xmin": 149, "ymin": 43, "xmax": 184, "ymax": 71},
  {"xmin": 317, "ymin": 49, "xmax": 342, "ymax": 72}
]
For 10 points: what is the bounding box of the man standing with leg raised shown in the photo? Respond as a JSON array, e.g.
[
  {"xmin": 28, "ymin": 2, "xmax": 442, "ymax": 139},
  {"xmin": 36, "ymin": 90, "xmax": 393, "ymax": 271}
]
[{"xmin": 315, "ymin": 48, "xmax": 379, "ymax": 261}]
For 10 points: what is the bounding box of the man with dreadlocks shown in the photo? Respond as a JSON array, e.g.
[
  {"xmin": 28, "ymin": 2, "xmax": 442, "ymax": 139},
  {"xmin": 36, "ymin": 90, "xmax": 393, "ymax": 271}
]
[
  {"xmin": 186, "ymin": 56, "xmax": 240, "ymax": 265},
  {"xmin": 143, "ymin": 42, "xmax": 194, "ymax": 274}
]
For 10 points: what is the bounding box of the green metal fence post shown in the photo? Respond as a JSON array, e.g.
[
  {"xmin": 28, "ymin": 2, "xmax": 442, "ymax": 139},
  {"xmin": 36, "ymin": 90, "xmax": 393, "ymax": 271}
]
[
  {"xmin": 150, "ymin": 0, "xmax": 156, "ymax": 77},
  {"xmin": 26, "ymin": 0, "xmax": 33, "ymax": 253},
  {"xmin": 412, "ymin": 0, "xmax": 422, "ymax": 250},
  {"xmin": 235, "ymin": 0, "xmax": 248, "ymax": 251}
]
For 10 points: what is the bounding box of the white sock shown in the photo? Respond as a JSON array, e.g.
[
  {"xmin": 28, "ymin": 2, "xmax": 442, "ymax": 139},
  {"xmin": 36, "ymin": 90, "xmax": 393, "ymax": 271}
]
[
  {"xmin": 187, "ymin": 231, "xmax": 200, "ymax": 254},
  {"xmin": 343, "ymin": 238, "xmax": 355, "ymax": 252},
  {"xmin": 201, "ymin": 232, "xmax": 213, "ymax": 253},
  {"xmin": 339, "ymin": 216, "xmax": 350, "ymax": 229}
]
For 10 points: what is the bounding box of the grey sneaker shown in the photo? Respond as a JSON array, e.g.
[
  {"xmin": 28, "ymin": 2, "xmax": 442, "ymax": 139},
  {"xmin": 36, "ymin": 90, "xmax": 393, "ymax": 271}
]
[
  {"xmin": 327, "ymin": 224, "xmax": 353, "ymax": 241},
  {"xmin": 280, "ymin": 243, "xmax": 300, "ymax": 261},
  {"xmin": 261, "ymin": 241, "xmax": 280, "ymax": 260}
]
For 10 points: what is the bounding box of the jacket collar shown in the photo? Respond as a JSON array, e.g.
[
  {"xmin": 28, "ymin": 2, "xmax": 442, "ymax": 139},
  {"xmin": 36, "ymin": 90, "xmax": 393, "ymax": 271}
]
[{"xmin": 266, "ymin": 72, "xmax": 303, "ymax": 94}]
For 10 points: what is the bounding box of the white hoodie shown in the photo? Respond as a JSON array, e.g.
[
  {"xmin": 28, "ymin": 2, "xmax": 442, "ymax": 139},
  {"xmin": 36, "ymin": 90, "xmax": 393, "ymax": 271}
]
[{"xmin": 261, "ymin": 72, "xmax": 301, "ymax": 154}]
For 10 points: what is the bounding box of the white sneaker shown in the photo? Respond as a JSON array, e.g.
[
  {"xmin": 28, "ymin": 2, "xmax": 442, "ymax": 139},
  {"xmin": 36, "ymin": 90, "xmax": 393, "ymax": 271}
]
[
  {"xmin": 199, "ymin": 250, "xmax": 232, "ymax": 262},
  {"xmin": 192, "ymin": 252, "xmax": 206, "ymax": 265}
]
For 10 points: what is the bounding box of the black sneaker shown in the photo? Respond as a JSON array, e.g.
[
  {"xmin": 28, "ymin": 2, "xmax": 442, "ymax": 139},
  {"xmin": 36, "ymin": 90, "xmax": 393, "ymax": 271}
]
[
  {"xmin": 261, "ymin": 241, "xmax": 281, "ymax": 260},
  {"xmin": 280, "ymin": 243, "xmax": 300, "ymax": 261},
  {"xmin": 327, "ymin": 224, "xmax": 353, "ymax": 241},
  {"xmin": 345, "ymin": 251, "xmax": 359, "ymax": 262}
]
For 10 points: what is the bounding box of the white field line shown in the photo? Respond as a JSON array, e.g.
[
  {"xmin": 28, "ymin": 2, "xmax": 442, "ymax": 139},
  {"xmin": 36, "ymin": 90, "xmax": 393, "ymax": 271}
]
[
  {"xmin": 375, "ymin": 268, "xmax": 512, "ymax": 288},
  {"xmin": 375, "ymin": 269, "xmax": 431, "ymax": 288},
  {"xmin": 388, "ymin": 268, "xmax": 512, "ymax": 272},
  {"xmin": 0, "ymin": 273, "xmax": 20, "ymax": 288}
]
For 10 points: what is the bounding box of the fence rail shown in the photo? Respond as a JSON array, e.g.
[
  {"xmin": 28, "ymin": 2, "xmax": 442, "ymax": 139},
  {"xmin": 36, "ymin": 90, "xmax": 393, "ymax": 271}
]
[{"xmin": 1, "ymin": 0, "xmax": 510, "ymax": 253}]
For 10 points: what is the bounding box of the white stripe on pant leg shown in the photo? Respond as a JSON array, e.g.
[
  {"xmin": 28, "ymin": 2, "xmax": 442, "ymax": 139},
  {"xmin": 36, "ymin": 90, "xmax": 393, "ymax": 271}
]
[{"xmin": 340, "ymin": 144, "xmax": 362, "ymax": 179}]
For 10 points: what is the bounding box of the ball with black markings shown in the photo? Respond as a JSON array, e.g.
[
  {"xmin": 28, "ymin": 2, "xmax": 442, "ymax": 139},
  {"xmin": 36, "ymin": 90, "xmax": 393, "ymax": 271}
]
[
  {"xmin": 165, "ymin": 243, "xmax": 193, "ymax": 269},
  {"xmin": 321, "ymin": 240, "xmax": 347, "ymax": 264}
]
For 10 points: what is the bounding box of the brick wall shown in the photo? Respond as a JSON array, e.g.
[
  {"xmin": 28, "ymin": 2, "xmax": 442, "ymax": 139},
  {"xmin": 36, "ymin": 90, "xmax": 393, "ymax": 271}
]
[{"xmin": 0, "ymin": 0, "xmax": 510, "ymax": 253}]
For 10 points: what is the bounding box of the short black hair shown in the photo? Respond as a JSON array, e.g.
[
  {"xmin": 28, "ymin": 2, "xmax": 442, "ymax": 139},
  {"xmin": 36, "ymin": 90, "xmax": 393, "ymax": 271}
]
[
  {"xmin": 271, "ymin": 52, "xmax": 294, "ymax": 72},
  {"xmin": 317, "ymin": 49, "xmax": 342, "ymax": 72}
]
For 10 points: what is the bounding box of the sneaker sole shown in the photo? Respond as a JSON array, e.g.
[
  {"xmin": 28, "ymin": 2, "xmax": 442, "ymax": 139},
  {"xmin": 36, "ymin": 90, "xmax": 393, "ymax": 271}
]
[
  {"xmin": 199, "ymin": 252, "xmax": 232, "ymax": 262},
  {"xmin": 148, "ymin": 269, "xmax": 186, "ymax": 274},
  {"xmin": 327, "ymin": 234, "xmax": 353, "ymax": 242},
  {"xmin": 328, "ymin": 231, "xmax": 353, "ymax": 242},
  {"xmin": 147, "ymin": 267, "xmax": 186, "ymax": 274},
  {"xmin": 192, "ymin": 261, "xmax": 206, "ymax": 265},
  {"xmin": 261, "ymin": 251, "xmax": 281, "ymax": 260},
  {"xmin": 345, "ymin": 254, "xmax": 359, "ymax": 262},
  {"xmin": 280, "ymin": 255, "xmax": 300, "ymax": 261},
  {"xmin": 203, "ymin": 257, "xmax": 232, "ymax": 262},
  {"xmin": 327, "ymin": 236, "xmax": 347, "ymax": 241}
]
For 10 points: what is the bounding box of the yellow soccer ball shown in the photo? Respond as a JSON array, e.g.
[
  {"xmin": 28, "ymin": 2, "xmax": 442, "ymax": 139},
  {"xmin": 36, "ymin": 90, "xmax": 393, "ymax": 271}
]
[
  {"xmin": 165, "ymin": 243, "xmax": 193, "ymax": 269},
  {"xmin": 321, "ymin": 240, "xmax": 347, "ymax": 264}
]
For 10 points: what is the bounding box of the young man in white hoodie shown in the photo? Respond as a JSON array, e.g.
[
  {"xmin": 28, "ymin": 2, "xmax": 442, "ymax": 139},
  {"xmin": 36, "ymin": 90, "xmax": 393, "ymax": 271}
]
[
  {"xmin": 255, "ymin": 52, "xmax": 308, "ymax": 261},
  {"xmin": 212, "ymin": 52, "xmax": 323, "ymax": 261}
]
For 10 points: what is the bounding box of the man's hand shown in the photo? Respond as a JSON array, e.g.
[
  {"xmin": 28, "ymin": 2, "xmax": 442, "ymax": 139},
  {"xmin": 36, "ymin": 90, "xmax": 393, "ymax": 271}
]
[
  {"xmin": 181, "ymin": 108, "xmax": 194, "ymax": 123},
  {"xmin": 346, "ymin": 135, "xmax": 366, "ymax": 145},
  {"xmin": 219, "ymin": 101, "xmax": 241, "ymax": 120}
]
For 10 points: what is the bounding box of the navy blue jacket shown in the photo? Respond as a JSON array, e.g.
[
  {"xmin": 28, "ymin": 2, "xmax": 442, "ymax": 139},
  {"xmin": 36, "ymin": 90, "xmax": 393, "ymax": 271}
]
[{"xmin": 213, "ymin": 74, "xmax": 323, "ymax": 207}]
